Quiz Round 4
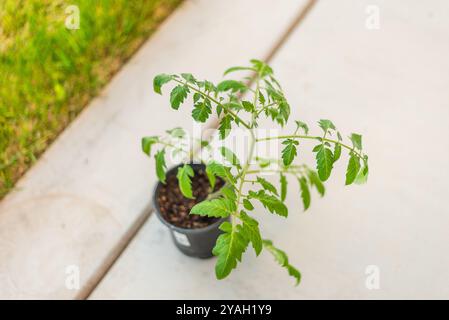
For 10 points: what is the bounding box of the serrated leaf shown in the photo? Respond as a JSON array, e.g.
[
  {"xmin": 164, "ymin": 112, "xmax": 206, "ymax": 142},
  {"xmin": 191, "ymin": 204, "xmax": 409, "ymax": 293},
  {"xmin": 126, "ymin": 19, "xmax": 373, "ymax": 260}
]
[
  {"xmin": 281, "ymin": 139, "xmax": 298, "ymax": 166},
  {"xmin": 181, "ymin": 73, "xmax": 196, "ymax": 83},
  {"xmin": 170, "ymin": 85, "xmax": 189, "ymax": 110},
  {"xmin": 155, "ymin": 150, "xmax": 167, "ymax": 184},
  {"xmin": 206, "ymin": 161, "xmax": 236, "ymax": 184},
  {"xmin": 243, "ymin": 199, "xmax": 254, "ymax": 211},
  {"xmin": 258, "ymin": 92, "xmax": 266, "ymax": 104},
  {"xmin": 307, "ymin": 170, "xmax": 325, "ymax": 196},
  {"xmin": 240, "ymin": 211, "xmax": 262, "ymax": 256},
  {"xmin": 280, "ymin": 173, "xmax": 287, "ymax": 202},
  {"xmin": 206, "ymin": 165, "xmax": 216, "ymax": 189},
  {"xmin": 202, "ymin": 80, "xmax": 217, "ymax": 93},
  {"xmin": 334, "ymin": 143, "xmax": 342, "ymax": 162},
  {"xmin": 350, "ymin": 133, "xmax": 363, "ymax": 150},
  {"xmin": 218, "ymin": 115, "xmax": 232, "ymax": 140},
  {"xmin": 221, "ymin": 185, "xmax": 237, "ymax": 201},
  {"xmin": 256, "ymin": 177, "xmax": 278, "ymax": 196},
  {"xmin": 355, "ymin": 155, "xmax": 369, "ymax": 184},
  {"xmin": 345, "ymin": 153, "xmax": 360, "ymax": 185},
  {"xmin": 176, "ymin": 164, "xmax": 194, "ymax": 199},
  {"xmin": 165, "ymin": 127, "xmax": 185, "ymax": 138},
  {"xmin": 217, "ymin": 80, "xmax": 247, "ymax": 92},
  {"xmin": 315, "ymin": 145, "xmax": 334, "ymax": 181},
  {"xmin": 219, "ymin": 146, "xmax": 241, "ymax": 169},
  {"xmin": 287, "ymin": 265, "xmax": 302, "ymax": 285},
  {"xmin": 312, "ymin": 144, "xmax": 322, "ymax": 152},
  {"xmin": 298, "ymin": 177, "xmax": 311, "ymax": 211},
  {"xmin": 192, "ymin": 101, "xmax": 212, "ymax": 123},
  {"xmin": 248, "ymin": 190, "xmax": 288, "ymax": 217},
  {"xmin": 250, "ymin": 59, "xmax": 273, "ymax": 77},
  {"xmin": 213, "ymin": 222, "xmax": 249, "ymax": 279},
  {"xmin": 223, "ymin": 66, "xmax": 255, "ymax": 76},
  {"xmin": 279, "ymin": 101, "xmax": 290, "ymax": 124},
  {"xmin": 241, "ymin": 101, "xmax": 255, "ymax": 112},
  {"xmin": 191, "ymin": 198, "xmax": 236, "ymax": 217},
  {"xmin": 193, "ymin": 92, "xmax": 201, "ymax": 103},
  {"xmin": 153, "ymin": 74, "xmax": 172, "ymax": 94},
  {"xmin": 295, "ymin": 120, "xmax": 309, "ymax": 135},
  {"xmin": 263, "ymin": 240, "xmax": 301, "ymax": 286},
  {"xmin": 318, "ymin": 119, "xmax": 336, "ymax": 132},
  {"xmin": 337, "ymin": 131, "xmax": 343, "ymax": 141},
  {"xmin": 141, "ymin": 136, "xmax": 158, "ymax": 156},
  {"xmin": 355, "ymin": 163, "xmax": 369, "ymax": 184}
]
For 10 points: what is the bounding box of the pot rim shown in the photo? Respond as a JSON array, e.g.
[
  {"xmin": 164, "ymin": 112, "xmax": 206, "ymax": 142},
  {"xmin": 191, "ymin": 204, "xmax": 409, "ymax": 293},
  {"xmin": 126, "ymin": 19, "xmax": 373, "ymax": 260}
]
[{"xmin": 152, "ymin": 162, "xmax": 226, "ymax": 234}]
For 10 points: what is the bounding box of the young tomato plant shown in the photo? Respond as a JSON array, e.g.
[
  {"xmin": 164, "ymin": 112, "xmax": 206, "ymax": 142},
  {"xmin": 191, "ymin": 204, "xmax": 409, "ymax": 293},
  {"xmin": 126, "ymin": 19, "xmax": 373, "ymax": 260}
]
[{"xmin": 142, "ymin": 60, "xmax": 369, "ymax": 285}]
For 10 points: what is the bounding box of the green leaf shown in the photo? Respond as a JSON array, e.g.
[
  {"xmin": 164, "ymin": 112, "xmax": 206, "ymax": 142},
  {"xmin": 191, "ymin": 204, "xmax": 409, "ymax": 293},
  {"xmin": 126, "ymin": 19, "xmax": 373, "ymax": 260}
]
[
  {"xmin": 240, "ymin": 211, "xmax": 262, "ymax": 256},
  {"xmin": 165, "ymin": 127, "xmax": 185, "ymax": 138},
  {"xmin": 295, "ymin": 120, "xmax": 309, "ymax": 135},
  {"xmin": 223, "ymin": 66, "xmax": 256, "ymax": 76},
  {"xmin": 279, "ymin": 101, "xmax": 290, "ymax": 124},
  {"xmin": 153, "ymin": 74, "xmax": 172, "ymax": 94},
  {"xmin": 315, "ymin": 145, "xmax": 334, "ymax": 181},
  {"xmin": 281, "ymin": 139, "xmax": 299, "ymax": 166},
  {"xmin": 258, "ymin": 92, "xmax": 266, "ymax": 104},
  {"xmin": 318, "ymin": 119, "xmax": 336, "ymax": 132},
  {"xmin": 298, "ymin": 177, "xmax": 311, "ymax": 211},
  {"xmin": 181, "ymin": 73, "xmax": 196, "ymax": 83},
  {"xmin": 192, "ymin": 100, "xmax": 212, "ymax": 123},
  {"xmin": 312, "ymin": 144, "xmax": 322, "ymax": 152},
  {"xmin": 241, "ymin": 100, "xmax": 255, "ymax": 112},
  {"xmin": 170, "ymin": 85, "xmax": 189, "ymax": 110},
  {"xmin": 219, "ymin": 146, "xmax": 241, "ymax": 168},
  {"xmin": 155, "ymin": 150, "xmax": 167, "ymax": 184},
  {"xmin": 218, "ymin": 115, "xmax": 232, "ymax": 140},
  {"xmin": 337, "ymin": 131, "xmax": 343, "ymax": 141},
  {"xmin": 141, "ymin": 136, "xmax": 158, "ymax": 156},
  {"xmin": 190, "ymin": 198, "xmax": 236, "ymax": 217},
  {"xmin": 333, "ymin": 143, "xmax": 342, "ymax": 162},
  {"xmin": 206, "ymin": 161, "xmax": 236, "ymax": 184},
  {"xmin": 345, "ymin": 152, "xmax": 360, "ymax": 185},
  {"xmin": 176, "ymin": 164, "xmax": 194, "ymax": 199},
  {"xmin": 280, "ymin": 173, "xmax": 287, "ymax": 202},
  {"xmin": 217, "ymin": 80, "xmax": 247, "ymax": 92},
  {"xmin": 221, "ymin": 185, "xmax": 237, "ymax": 201},
  {"xmin": 307, "ymin": 170, "xmax": 325, "ymax": 196},
  {"xmin": 350, "ymin": 133, "xmax": 363, "ymax": 150},
  {"xmin": 263, "ymin": 240, "xmax": 301, "ymax": 286},
  {"xmin": 248, "ymin": 190, "xmax": 288, "ymax": 217},
  {"xmin": 256, "ymin": 177, "xmax": 278, "ymax": 196},
  {"xmin": 213, "ymin": 222, "xmax": 249, "ymax": 279},
  {"xmin": 250, "ymin": 59, "xmax": 273, "ymax": 77},
  {"xmin": 206, "ymin": 165, "xmax": 216, "ymax": 189},
  {"xmin": 243, "ymin": 199, "xmax": 254, "ymax": 211},
  {"xmin": 355, "ymin": 161, "xmax": 369, "ymax": 184},
  {"xmin": 287, "ymin": 265, "xmax": 302, "ymax": 285}
]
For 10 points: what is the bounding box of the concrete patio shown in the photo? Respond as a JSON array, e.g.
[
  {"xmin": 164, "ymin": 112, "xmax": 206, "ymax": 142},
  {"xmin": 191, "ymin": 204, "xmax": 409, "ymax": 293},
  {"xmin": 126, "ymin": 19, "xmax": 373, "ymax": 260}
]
[{"xmin": 1, "ymin": 0, "xmax": 448, "ymax": 299}]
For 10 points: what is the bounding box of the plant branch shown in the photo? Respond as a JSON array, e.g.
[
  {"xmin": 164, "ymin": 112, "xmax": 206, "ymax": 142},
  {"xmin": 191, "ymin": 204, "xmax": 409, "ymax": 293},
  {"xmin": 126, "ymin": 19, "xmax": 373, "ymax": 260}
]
[{"xmin": 256, "ymin": 135, "xmax": 363, "ymax": 158}]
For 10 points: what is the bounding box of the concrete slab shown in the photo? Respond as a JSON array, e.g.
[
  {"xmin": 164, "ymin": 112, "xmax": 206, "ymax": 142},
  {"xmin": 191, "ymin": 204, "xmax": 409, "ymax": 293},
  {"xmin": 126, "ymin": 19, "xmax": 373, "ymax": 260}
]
[{"xmin": 90, "ymin": 0, "xmax": 449, "ymax": 299}]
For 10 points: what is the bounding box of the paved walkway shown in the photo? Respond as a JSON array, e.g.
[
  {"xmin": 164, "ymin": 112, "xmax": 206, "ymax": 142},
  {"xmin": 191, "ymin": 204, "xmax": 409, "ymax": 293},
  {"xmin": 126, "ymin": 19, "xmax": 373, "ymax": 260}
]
[{"xmin": 2, "ymin": 0, "xmax": 449, "ymax": 299}]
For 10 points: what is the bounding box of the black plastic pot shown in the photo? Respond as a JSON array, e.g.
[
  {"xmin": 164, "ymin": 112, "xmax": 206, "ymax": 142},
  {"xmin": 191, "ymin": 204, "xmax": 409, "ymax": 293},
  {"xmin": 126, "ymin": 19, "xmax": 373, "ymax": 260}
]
[{"xmin": 152, "ymin": 163, "xmax": 227, "ymax": 259}]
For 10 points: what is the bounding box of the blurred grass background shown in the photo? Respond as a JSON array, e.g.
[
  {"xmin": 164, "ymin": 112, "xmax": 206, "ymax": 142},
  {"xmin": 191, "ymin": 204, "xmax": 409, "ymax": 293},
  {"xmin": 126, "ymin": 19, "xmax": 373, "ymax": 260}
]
[{"xmin": 0, "ymin": 0, "xmax": 182, "ymax": 198}]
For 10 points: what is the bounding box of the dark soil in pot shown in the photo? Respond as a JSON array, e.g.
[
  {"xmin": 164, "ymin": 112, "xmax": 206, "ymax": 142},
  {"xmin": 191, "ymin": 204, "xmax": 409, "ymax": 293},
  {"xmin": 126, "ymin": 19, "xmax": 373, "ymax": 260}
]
[
  {"xmin": 153, "ymin": 163, "xmax": 227, "ymax": 258},
  {"xmin": 157, "ymin": 166, "xmax": 224, "ymax": 228}
]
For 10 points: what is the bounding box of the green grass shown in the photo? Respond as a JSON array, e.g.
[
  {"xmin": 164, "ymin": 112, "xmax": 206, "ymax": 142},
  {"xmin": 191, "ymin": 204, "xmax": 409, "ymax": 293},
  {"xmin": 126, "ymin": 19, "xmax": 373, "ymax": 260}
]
[{"xmin": 0, "ymin": 0, "xmax": 182, "ymax": 198}]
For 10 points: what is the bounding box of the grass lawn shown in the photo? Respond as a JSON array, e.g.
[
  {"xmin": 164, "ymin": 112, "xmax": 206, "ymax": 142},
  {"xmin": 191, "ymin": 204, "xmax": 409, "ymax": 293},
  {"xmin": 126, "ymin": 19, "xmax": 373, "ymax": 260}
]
[{"xmin": 0, "ymin": 0, "xmax": 182, "ymax": 198}]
